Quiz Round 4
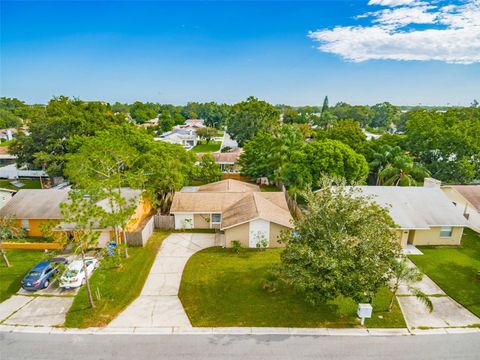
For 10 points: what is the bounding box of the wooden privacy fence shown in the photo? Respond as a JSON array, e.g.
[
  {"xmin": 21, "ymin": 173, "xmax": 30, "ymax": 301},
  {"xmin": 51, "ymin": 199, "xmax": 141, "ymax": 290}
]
[
  {"xmin": 281, "ymin": 185, "xmax": 303, "ymax": 220},
  {"xmin": 154, "ymin": 214, "xmax": 175, "ymax": 229},
  {"xmin": 126, "ymin": 215, "xmax": 155, "ymax": 247},
  {"xmin": 1, "ymin": 242, "xmax": 62, "ymax": 250}
]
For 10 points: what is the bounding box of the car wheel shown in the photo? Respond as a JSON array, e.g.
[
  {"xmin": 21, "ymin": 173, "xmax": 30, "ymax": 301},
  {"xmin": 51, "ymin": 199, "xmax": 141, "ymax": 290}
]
[{"xmin": 43, "ymin": 280, "xmax": 50, "ymax": 289}]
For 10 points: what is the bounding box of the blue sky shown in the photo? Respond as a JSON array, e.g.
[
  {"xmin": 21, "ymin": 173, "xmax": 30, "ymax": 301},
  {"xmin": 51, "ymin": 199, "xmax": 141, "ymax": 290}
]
[{"xmin": 1, "ymin": 0, "xmax": 479, "ymax": 106}]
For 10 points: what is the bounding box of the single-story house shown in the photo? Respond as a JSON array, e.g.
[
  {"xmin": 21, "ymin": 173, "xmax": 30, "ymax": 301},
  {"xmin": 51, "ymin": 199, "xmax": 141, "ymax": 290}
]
[
  {"xmin": 170, "ymin": 179, "xmax": 293, "ymax": 248},
  {"xmin": 197, "ymin": 148, "xmax": 243, "ymax": 173},
  {"xmin": 155, "ymin": 129, "xmax": 198, "ymax": 149},
  {"xmin": 0, "ymin": 188, "xmax": 153, "ymax": 247},
  {"xmin": 175, "ymin": 119, "xmax": 205, "ymax": 131},
  {"xmin": 0, "ymin": 147, "xmax": 17, "ymax": 166},
  {"xmin": 440, "ymin": 183, "xmax": 480, "ymax": 233},
  {"xmin": 0, "ymin": 188, "xmax": 16, "ymax": 209},
  {"xmin": 351, "ymin": 184, "xmax": 470, "ymax": 247}
]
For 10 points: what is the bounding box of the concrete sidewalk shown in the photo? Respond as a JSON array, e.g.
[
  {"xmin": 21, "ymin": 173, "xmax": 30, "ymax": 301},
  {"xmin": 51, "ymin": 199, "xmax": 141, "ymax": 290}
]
[
  {"xmin": 107, "ymin": 233, "xmax": 215, "ymax": 328},
  {"xmin": 396, "ymin": 260, "xmax": 480, "ymax": 329}
]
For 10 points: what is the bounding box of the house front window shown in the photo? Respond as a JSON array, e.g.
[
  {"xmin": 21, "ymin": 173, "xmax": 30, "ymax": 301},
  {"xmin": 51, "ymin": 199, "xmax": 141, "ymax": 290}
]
[
  {"xmin": 440, "ymin": 226, "xmax": 453, "ymax": 238},
  {"xmin": 21, "ymin": 219, "xmax": 30, "ymax": 230},
  {"xmin": 211, "ymin": 213, "xmax": 221, "ymax": 224}
]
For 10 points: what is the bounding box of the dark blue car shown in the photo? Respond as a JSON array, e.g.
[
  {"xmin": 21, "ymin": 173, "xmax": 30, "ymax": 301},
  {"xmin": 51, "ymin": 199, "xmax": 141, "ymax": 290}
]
[{"xmin": 21, "ymin": 261, "xmax": 57, "ymax": 291}]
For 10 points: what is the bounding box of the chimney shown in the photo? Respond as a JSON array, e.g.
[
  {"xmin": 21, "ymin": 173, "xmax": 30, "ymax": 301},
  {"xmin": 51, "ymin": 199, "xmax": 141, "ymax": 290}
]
[{"xmin": 423, "ymin": 178, "xmax": 441, "ymax": 188}]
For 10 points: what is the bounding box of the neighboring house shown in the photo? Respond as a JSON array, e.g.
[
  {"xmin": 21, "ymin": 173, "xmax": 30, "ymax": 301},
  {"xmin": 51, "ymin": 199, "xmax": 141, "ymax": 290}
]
[
  {"xmin": 0, "ymin": 128, "xmax": 16, "ymax": 142},
  {"xmin": 197, "ymin": 148, "xmax": 243, "ymax": 173},
  {"xmin": 170, "ymin": 179, "xmax": 293, "ymax": 248},
  {"xmin": 0, "ymin": 188, "xmax": 153, "ymax": 247},
  {"xmin": 175, "ymin": 119, "xmax": 205, "ymax": 131},
  {"xmin": 350, "ymin": 185, "xmax": 469, "ymax": 247},
  {"xmin": 440, "ymin": 183, "xmax": 480, "ymax": 233},
  {"xmin": 0, "ymin": 163, "xmax": 47, "ymax": 179},
  {"xmin": 155, "ymin": 129, "xmax": 199, "ymax": 149},
  {"xmin": 0, "ymin": 147, "xmax": 17, "ymax": 166},
  {"xmin": 0, "ymin": 188, "xmax": 16, "ymax": 209}
]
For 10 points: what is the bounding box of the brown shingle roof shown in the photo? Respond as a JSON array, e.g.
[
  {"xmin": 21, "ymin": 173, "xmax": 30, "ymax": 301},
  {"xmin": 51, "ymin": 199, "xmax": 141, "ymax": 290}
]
[
  {"xmin": 170, "ymin": 192, "xmax": 248, "ymax": 213},
  {"xmin": 197, "ymin": 149, "xmax": 243, "ymax": 164},
  {"xmin": 450, "ymin": 185, "xmax": 480, "ymax": 211},
  {"xmin": 197, "ymin": 179, "xmax": 259, "ymax": 193},
  {"xmin": 221, "ymin": 192, "xmax": 293, "ymax": 229},
  {"xmin": 170, "ymin": 180, "xmax": 293, "ymax": 229}
]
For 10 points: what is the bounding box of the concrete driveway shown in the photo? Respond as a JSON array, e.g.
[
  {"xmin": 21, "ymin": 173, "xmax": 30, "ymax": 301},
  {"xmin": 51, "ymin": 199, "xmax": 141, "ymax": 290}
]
[
  {"xmin": 108, "ymin": 232, "xmax": 215, "ymax": 329},
  {"xmin": 397, "ymin": 260, "xmax": 480, "ymax": 329},
  {"xmin": 0, "ymin": 295, "xmax": 73, "ymax": 327}
]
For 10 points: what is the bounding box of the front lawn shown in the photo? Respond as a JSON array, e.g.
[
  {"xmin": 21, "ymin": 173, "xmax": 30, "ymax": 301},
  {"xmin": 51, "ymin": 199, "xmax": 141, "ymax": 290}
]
[
  {"xmin": 179, "ymin": 247, "xmax": 405, "ymax": 328},
  {"xmin": 409, "ymin": 229, "xmax": 480, "ymax": 317},
  {"xmin": 0, "ymin": 249, "xmax": 48, "ymax": 302},
  {"xmin": 0, "ymin": 179, "xmax": 42, "ymax": 190},
  {"xmin": 191, "ymin": 141, "xmax": 221, "ymax": 153},
  {"xmin": 64, "ymin": 231, "xmax": 170, "ymax": 328}
]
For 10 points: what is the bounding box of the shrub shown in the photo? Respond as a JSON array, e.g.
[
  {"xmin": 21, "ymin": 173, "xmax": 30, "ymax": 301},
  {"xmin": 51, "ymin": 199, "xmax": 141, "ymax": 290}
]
[{"xmin": 231, "ymin": 240, "xmax": 242, "ymax": 254}]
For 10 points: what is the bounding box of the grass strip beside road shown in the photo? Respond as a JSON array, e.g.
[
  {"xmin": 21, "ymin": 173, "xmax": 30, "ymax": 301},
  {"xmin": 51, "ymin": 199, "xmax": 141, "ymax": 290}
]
[{"xmin": 64, "ymin": 231, "xmax": 170, "ymax": 328}]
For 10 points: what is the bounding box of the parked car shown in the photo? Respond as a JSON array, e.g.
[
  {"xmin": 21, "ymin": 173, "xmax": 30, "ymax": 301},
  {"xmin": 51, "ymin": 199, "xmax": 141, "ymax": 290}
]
[
  {"xmin": 21, "ymin": 262, "xmax": 57, "ymax": 291},
  {"xmin": 48, "ymin": 256, "xmax": 69, "ymax": 265},
  {"xmin": 59, "ymin": 257, "xmax": 98, "ymax": 289}
]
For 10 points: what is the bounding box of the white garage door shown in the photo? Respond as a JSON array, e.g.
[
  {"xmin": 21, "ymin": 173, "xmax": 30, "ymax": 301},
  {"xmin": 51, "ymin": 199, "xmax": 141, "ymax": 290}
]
[
  {"xmin": 249, "ymin": 219, "xmax": 270, "ymax": 248},
  {"xmin": 174, "ymin": 214, "xmax": 194, "ymax": 230}
]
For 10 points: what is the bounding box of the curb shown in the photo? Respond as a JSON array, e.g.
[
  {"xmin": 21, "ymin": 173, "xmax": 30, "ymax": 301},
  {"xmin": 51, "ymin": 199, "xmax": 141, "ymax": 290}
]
[{"xmin": 1, "ymin": 324, "xmax": 478, "ymax": 336}]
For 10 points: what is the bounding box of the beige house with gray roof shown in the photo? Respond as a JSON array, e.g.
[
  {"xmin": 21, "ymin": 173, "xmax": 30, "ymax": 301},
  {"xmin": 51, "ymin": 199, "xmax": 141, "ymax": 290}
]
[
  {"xmin": 351, "ymin": 184, "xmax": 470, "ymax": 247},
  {"xmin": 170, "ymin": 179, "xmax": 293, "ymax": 248}
]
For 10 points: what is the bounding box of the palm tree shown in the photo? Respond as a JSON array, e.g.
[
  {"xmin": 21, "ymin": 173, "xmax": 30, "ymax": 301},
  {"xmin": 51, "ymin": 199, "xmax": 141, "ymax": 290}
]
[
  {"xmin": 371, "ymin": 145, "xmax": 429, "ymax": 186},
  {"xmin": 388, "ymin": 258, "xmax": 433, "ymax": 312}
]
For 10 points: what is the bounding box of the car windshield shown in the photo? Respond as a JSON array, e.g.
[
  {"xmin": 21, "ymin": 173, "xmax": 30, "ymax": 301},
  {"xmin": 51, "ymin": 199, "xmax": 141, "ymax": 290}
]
[
  {"xmin": 27, "ymin": 270, "xmax": 41, "ymax": 277},
  {"xmin": 64, "ymin": 270, "xmax": 78, "ymax": 277}
]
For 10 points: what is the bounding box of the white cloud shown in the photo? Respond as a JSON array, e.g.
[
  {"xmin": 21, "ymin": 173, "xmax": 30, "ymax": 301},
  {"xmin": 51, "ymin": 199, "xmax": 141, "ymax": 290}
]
[
  {"xmin": 310, "ymin": 0, "xmax": 480, "ymax": 64},
  {"xmin": 368, "ymin": 0, "xmax": 423, "ymax": 6}
]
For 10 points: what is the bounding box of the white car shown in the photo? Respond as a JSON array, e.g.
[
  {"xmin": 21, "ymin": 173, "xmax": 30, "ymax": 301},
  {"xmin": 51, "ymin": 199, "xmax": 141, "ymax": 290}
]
[{"xmin": 59, "ymin": 257, "xmax": 98, "ymax": 289}]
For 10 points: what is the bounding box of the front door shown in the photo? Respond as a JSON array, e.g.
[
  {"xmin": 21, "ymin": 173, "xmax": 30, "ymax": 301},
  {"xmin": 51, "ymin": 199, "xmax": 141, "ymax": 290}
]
[{"xmin": 407, "ymin": 230, "xmax": 415, "ymax": 245}]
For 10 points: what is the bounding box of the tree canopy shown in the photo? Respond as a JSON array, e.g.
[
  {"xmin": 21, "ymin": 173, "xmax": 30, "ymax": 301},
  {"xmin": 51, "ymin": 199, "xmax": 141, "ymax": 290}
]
[
  {"xmin": 274, "ymin": 181, "xmax": 401, "ymax": 304},
  {"xmin": 227, "ymin": 96, "xmax": 281, "ymax": 146}
]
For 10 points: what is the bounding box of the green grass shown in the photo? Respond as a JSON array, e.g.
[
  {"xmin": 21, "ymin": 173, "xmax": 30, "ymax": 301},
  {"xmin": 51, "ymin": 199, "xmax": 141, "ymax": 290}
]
[
  {"xmin": 260, "ymin": 185, "xmax": 280, "ymax": 192},
  {"xmin": 64, "ymin": 231, "xmax": 170, "ymax": 328},
  {"xmin": 0, "ymin": 249, "xmax": 48, "ymax": 302},
  {"xmin": 191, "ymin": 141, "xmax": 221, "ymax": 153},
  {"xmin": 0, "ymin": 179, "xmax": 42, "ymax": 190},
  {"xmin": 179, "ymin": 247, "xmax": 406, "ymax": 328},
  {"xmin": 0, "ymin": 140, "xmax": 13, "ymax": 147},
  {"xmin": 409, "ymin": 229, "xmax": 480, "ymax": 317}
]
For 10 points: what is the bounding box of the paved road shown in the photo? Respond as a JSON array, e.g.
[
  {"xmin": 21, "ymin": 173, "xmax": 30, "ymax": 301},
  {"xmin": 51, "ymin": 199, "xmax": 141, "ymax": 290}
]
[{"xmin": 1, "ymin": 333, "xmax": 479, "ymax": 360}]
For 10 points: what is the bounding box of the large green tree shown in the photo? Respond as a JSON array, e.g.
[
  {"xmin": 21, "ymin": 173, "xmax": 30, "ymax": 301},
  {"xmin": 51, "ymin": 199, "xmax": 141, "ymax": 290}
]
[
  {"xmin": 239, "ymin": 125, "xmax": 304, "ymax": 183},
  {"xmin": 196, "ymin": 153, "xmax": 223, "ymax": 184},
  {"xmin": 227, "ymin": 97, "xmax": 281, "ymax": 146},
  {"xmin": 10, "ymin": 97, "xmax": 124, "ymax": 176},
  {"xmin": 405, "ymin": 108, "xmax": 480, "ymax": 183},
  {"xmin": 274, "ymin": 182, "xmax": 401, "ymax": 304},
  {"xmin": 371, "ymin": 102, "xmax": 399, "ymax": 129},
  {"xmin": 299, "ymin": 139, "xmax": 369, "ymax": 186},
  {"xmin": 318, "ymin": 119, "xmax": 367, "ymax": 153}
]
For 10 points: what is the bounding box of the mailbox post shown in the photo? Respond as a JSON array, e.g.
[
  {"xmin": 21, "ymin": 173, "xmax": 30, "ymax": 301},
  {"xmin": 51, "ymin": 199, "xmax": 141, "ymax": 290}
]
[{"xmin": 357, "ymin": 303, "xmax": 373, "ymax": 326}]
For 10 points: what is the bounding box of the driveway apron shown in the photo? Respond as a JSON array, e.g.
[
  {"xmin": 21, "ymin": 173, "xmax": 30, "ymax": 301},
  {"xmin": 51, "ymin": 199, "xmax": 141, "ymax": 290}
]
[{"xmin": 108, "ymin": 233, "xmax": 215, "ymax": 328}]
